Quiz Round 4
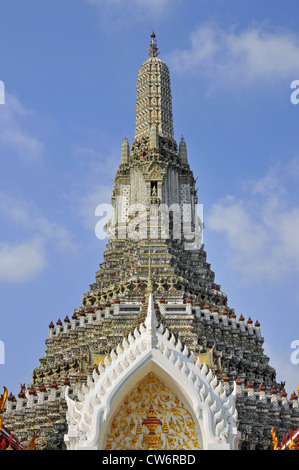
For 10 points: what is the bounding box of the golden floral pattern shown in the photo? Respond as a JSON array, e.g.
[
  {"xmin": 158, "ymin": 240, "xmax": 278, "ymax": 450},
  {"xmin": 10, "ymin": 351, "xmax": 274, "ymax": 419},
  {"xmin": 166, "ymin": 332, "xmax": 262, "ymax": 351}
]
[{"xmin": 104, "ymin": 373, "xmax": 201, "ymax": 450}]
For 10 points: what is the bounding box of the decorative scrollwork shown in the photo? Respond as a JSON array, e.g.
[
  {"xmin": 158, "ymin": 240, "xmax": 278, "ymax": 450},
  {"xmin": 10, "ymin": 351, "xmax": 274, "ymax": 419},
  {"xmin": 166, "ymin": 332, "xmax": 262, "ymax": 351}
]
[{"xmin": 104, "ymin": 373, "xmax": 201, "ymax": 450}]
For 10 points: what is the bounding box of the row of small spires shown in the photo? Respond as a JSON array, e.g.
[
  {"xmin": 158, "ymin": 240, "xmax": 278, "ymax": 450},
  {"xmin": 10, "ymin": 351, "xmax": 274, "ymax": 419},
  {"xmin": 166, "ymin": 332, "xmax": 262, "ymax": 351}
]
[
  {"xmin": 6, "ymin": 376, "xmax": 298, "ymax": 404},
  {"xmin": 7, "ymin": 378, "xmax": 71, "ymax": 401},
  {"xmin": 49, "ymin": 297, "xmax": 260, "ymax": 330},
  {"xmin": 232, "ymin": 375, "xmax": 298, "ymax": 402}
]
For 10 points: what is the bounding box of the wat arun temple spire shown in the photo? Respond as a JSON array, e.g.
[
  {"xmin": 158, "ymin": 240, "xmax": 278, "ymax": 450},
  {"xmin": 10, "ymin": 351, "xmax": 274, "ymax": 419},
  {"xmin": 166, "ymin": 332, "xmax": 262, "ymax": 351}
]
[
  {"xmin": 96, "ymin": 32, "xmax": 211, "ymax": 300},
  {"xmin": 2, "ymin": 33, "xmax": 299, "ymax": 451},
  {"xmin": 135, "ymin": 31, "xmax": 174, "ymax": 140}
]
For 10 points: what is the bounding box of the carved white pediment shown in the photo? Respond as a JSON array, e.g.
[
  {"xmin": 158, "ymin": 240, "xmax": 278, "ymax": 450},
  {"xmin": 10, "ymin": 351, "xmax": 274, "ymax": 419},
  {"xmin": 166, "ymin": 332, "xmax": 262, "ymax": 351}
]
[{"xmin": 64, "ymin": 294, "xmax": 240, "ymax": 450}]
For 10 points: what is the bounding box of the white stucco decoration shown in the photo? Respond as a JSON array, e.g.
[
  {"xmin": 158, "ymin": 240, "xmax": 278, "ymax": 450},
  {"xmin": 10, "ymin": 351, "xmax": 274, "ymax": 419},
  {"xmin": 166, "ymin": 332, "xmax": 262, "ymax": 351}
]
[{"xmin": 64, "ymin": 293, "xmax": 240, "ymax": 450}]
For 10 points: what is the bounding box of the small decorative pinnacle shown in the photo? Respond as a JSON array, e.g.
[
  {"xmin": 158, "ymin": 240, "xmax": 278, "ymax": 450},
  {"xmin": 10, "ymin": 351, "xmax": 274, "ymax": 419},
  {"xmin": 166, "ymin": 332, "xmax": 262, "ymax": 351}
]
[{"xmin": 147, "ymin": 31, "xmax": 160, "ymax": 58}]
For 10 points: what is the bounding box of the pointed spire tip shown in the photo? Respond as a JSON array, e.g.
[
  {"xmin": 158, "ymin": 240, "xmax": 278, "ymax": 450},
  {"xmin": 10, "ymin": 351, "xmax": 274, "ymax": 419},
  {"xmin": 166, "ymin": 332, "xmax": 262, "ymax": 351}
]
[{"xmin": 147, "ymin": 31, "xmax": 160, "ymax": 58}]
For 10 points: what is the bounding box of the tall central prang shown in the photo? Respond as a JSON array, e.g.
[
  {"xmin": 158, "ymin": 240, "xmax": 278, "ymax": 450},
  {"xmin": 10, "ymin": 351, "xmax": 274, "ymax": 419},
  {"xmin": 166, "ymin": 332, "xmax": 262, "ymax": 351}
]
[
  {"xmin": 94, "ymin": 31, "xmax": 221, "ymax": 311},
  {"xmin": 3, "ymin": 33, "xmax": 298, "ymax": 451}
]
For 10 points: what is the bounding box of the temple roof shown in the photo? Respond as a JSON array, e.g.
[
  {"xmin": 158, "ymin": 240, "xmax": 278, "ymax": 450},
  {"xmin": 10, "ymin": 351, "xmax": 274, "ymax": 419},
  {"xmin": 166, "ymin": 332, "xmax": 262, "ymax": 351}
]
[{"xmin": 64, "ymin": 291, "xmax": 239, "ymax": 449}]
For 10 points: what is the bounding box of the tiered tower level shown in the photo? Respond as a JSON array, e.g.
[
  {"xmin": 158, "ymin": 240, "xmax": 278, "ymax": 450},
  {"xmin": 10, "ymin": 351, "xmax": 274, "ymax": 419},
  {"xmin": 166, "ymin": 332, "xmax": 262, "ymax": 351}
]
[{"xmin": 3, "ymin": 33, "xmax": 299, "ymax": 450}]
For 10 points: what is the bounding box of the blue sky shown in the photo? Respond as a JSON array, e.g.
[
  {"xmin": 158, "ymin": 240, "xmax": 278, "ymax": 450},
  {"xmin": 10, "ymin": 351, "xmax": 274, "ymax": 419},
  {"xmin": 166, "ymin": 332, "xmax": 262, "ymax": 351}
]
[{"xmin": 1, "ymin": 0, "xmax": 299, "ymax": 398}]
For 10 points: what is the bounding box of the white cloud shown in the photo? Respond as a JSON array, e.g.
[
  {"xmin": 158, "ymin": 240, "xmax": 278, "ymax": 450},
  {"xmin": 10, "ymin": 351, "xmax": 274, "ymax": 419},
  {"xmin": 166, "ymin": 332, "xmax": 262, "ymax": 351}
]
[
  {"xmin": 0, "ymin": 237, "xmax": 46, "ymax": 282},
  {"xmin": 0, "ymin": 93, "xmax": 44, "ymax": 163},
  {"xmin": 168, "ymin": 23, "xmax": 299, "ymax": 86},
  {"xmin": 207, "ymin": 196, "xmax": 278, "ymax": 281},
  {"xmin": 67, "ymin": 145, "xmax": 117, "ymax": 230},
  {"xmin": 206, "ymin": 158, "xmax": 299, "ymax": 284},
  {"xmin": 76, "ymin": 184, "xmax": 113, "ymax": 230},
  {"xmin": 0, "ymin": 192, "xmax": 78, "ymax": 282},
  {"xmin": 0, "ymin": 192, "xmax": 77, "ymax": 254}
]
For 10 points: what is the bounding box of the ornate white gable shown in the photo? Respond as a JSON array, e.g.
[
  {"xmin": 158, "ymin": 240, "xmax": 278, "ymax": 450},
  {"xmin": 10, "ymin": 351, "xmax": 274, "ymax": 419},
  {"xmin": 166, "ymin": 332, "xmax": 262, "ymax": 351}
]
[{"xmin": 64, "ymin": 294, "xmax": 240, "ymax": 450}]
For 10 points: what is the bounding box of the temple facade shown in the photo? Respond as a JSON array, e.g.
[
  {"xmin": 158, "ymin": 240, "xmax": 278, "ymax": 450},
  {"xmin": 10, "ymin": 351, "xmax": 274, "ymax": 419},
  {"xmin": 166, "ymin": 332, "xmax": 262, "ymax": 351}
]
[{"xmin": 2, "ymin": 33, "xmax": 299, "ymax": 450}]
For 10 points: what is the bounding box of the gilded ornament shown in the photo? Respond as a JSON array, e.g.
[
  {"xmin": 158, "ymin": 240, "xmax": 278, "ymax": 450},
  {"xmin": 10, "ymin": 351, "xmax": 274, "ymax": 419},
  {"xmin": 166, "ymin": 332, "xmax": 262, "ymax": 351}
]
[
  {"xmin": 0, "ymin": 386, "xmax": 8, "ymax": 431},
  {"xmin": 104, "ymin": 373, "xmax": 201, "ymax": 450}
]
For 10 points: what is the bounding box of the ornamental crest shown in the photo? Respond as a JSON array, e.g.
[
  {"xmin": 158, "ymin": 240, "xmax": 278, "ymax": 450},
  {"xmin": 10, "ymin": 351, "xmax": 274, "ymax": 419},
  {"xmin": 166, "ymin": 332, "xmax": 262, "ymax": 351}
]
[
  {"xmin": 104, "ymin": 373, "xmax": 202, "ymax": 450},
  {"xmin": 145, "ymin": 161, "xmax": 166, "ymax": 181}
]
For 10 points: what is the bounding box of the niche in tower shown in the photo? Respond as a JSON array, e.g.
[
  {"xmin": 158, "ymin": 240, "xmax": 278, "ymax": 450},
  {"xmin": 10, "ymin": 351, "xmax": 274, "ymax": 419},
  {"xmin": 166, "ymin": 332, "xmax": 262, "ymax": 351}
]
[
  {"xmin": 151, "ymin": 181, "xmax": 157, "ymax": 196},
  {"xmin": 150, "ymin": 181, "xmax": 159, "ymax": 205}
]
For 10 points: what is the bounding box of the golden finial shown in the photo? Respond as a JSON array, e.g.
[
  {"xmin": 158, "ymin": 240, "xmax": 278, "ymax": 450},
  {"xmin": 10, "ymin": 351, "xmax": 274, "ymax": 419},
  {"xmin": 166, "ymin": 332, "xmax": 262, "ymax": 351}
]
[
  {"xmin": 147, "ymin": 31, "xmax": 160, "ymax": 58},
  {"xmin": 0, "ymin": 386, "xmax": 8, "ymax": 431},
  {"xmin": 162, "ymin": 413, "xmax": 169, "ymax": 434},
  {"xmin": 27, "ymin": 431, "xmax": 37, "ymax": 450},
  {"xmin": 136, "ymin": 420, "xmax": 142, "ymax": 435},
  {"xmin": 271, "ymin": 427, "xmax": 281, "ymax": 450},
  {"xmin": 0, "ymin": 386, "xmax": 7, "ymax": 413}
]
